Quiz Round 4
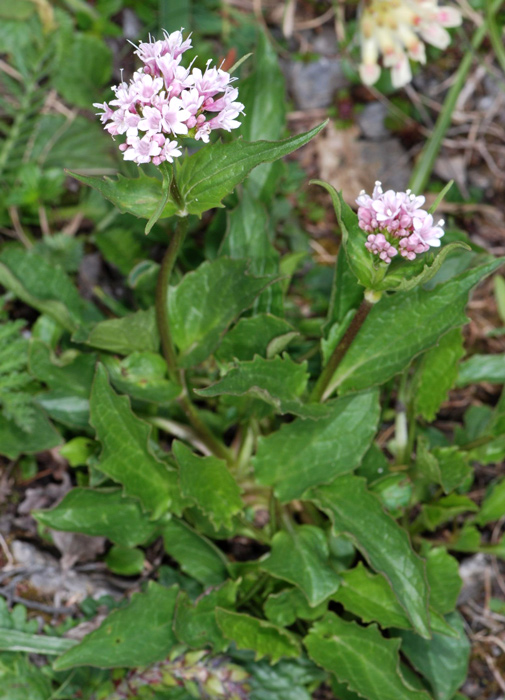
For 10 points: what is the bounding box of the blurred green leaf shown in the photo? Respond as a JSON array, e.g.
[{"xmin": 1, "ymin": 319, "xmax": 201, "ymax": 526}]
[
  {"xmin": 74, "ymin": 309, "xmax": 159, "ymax": 355},
  {"xmin": 163, "ymin": 518, "xmax": 228, "ymax": 586},
  {"xmin": 54, "ymin": 33, "xmax": 112, "ymax": 108},
  {"xmin": 173, "ymin": 441, "xmax": 242, "ymax": 530},
  {"xmin": 54, "ymin": 582, "xmax": 179, "ymax": 670},
  {"xmin": 216, "ymin": 609, "xmax": 301, "ymax": 663},
  {"xmin": 34, "ymin": 488, "xmax": 159, "ymax": 547},
  {"xmin": 105, "ymin": 545, "xmax": 144, "ymax": 576},
  {"xmin": 216, "ymin": 314, "xmax": 296, "ymax": 362},
  {"xmin": 264, "ymin": 588, "xmax": 327, "ymax": 627},
  {"xmin": 457, "ymin": 354, "xmax": 505, "ymax": 386},
  {"xmin": 477, "ymin": 477, "xmax": 505, "ymax": 525}
]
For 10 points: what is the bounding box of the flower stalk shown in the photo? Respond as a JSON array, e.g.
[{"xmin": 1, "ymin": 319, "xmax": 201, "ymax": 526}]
[{"xmin": 311, "ymin": 298, "xmax": 373, "ymax": 403}]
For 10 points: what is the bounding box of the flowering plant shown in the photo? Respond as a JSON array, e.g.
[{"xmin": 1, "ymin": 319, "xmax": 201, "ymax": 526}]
[
  {"xmin": 94, "ymin": 29, "xmax": 245, "ymax": 165},
  {"xmin": 2, "ymin": 20, "xmax": 504, "ymax": 700},
  {"xmin": 359, "ymin": 0, "xmax": 462, "ymax": 88}
]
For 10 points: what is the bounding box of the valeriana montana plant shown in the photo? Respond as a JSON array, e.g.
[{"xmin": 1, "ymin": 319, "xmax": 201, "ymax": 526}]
[
  {"xmin": 359, "ymin": 0, "xmax": 462, "ymax": 87},
  {"xmin": 3, "ymin": 28, "xmax": 504, "ymax": 700}
]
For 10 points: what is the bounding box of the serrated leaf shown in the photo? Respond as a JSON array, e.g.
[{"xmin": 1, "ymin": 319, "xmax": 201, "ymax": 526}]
[
  {"xmin": 176, "ymin": 124, "xmax": 326, "ymax": 217},
  {"xmin": 416, "ymin": 438, "xmax": 471, "ymax": 494},
  {"xmin": 216, "ymin": 314, "xmax": 297, "ymax": 362},
  {"xmin": 68, "ymin": 170, "xmax": 178, "ymax": 221},
  {"xmin": 169, "ymin": 258, "xmax": 275, "ymax": 367},
  {"xmin": 34, "ymin": 488, "xmax": 159, "ymax": 548},
  {"xmin": 215, "ymin": 609, "xmax": 301, "ymax": 663},
  {"xmin": 397, "ymin": 612, "xmax": 470, "ymax": 700},
  {"xmin": 53, "ymin": 582, "xmax": 179, "ymax": 670},
  {"xmin": 173, "ymin": 441, "xmax": 242, "ymax": 529},
  {"xmin": 174, "ymin": 580, "xmax": 238, "ymax": 651},
  {"xmin": 457, "ymin": 354, "xmax": 505, "ymax": 386},
  {"xmin": 162, "ymin": 518, "xmax": 228, "ymax": 586},
  {"xmin": 416, "ymin": 494, "xmax": 478, "ymax": 532},
  {"xmin": 74, "ymin": 308, "xmax": 159, "ymax": 355},
  {"xmin": 307, "ymin": 475, "xmax": 430, "ymax": 638},
  {"xmin": 0, "ymin": 248, "xmax": 101, "ymax": 332},
  {"xmin": 71, "ymin": 123, "xmax": 326, "ymax": 220},
  {"xmin": 305, "ymin": 613, "xmax": 430, "ymax": 700},
  {"xmin": 264, "ymin": 588, "xmax": 327, "ymax": 627},
  {"xmin": 333, "ymin": 562, "xmax": 456, "ymax": 638},
  {"xmin": 260, "ymin": 526, "xmax": 340, "ymax": 606},
  {"xmin": 327, "ymin": 258, "xmax": 505, "ymax": 395},
  {"xmin": 413, "ymin": 328, "xmax": 465, "ymax": 421},
  {"xmin": 425, "ymin": 548, "xmax": 462, "ymax": 616},
  {"xmin": 253, "ymin": 390, "xmax": 380, "ymax": 502},
  {"xmin": 197, "ymin": 354, "xmax": 327, "ymax": 419},
  {"xmin": 90, "ymin": 364, "xmax": 175, "ymax": 518}
]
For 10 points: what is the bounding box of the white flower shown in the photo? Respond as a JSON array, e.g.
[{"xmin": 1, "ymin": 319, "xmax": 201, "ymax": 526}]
[{"xmin": 358, "ymin": 0, "xmax": 462, "ymax": 88}]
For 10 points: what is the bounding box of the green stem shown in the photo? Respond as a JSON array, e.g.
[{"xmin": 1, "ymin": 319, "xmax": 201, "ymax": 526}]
[
  {"xmin": 409, "ymin": 19, "xmax": 489, "ymax": 193},
  {"xmin": 155, "ymin": 218, "xmax": 188, "ymax": 384},
  {"xmin": 395, "ymin": 371, "xmax": 409, "ymax": 466},
  {"xmin": 310, "ymin": 299, "xmax": 372, "ymax": 403},
  {"xmin": 178, "ymin": 372, "xmax": 234, "ymax": 464}
]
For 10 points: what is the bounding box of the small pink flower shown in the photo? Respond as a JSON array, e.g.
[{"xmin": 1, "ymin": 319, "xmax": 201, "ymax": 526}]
[
  {"xmin": 413, "ymin": 214, "xmax": 445, "ymax": 247},
  {"xmin": 365, "ymin": 233, "xmax": 398, "ymax": 263}
]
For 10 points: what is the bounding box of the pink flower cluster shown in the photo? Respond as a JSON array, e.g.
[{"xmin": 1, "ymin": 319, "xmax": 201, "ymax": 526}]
[
  {"xmin": 94, "ymin": 29, "xmax": 245, "ymax": 165},
  {"xmin": 356, "ymin": 181, "xmax": 444, "ymax": 263}
]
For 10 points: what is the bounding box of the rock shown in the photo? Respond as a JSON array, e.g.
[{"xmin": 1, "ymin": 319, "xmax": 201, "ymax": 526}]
[
  {"xmin": 10, "ymin": 540, "xmax": 121, "ymax": 603},
  {"xmin": 316, "ymin": 122, "xmax": 411, "ymax": 203},
  {"xmin": 357, "ymin": 102, "xmax": 390, "ymax": 141},
  {"xmin": 457, "ymin": 552, "xmax": 490, "ymax": 605},
  {"xmin": 285, "ymin": 57, "xmax": 348, "ymax": 109}
]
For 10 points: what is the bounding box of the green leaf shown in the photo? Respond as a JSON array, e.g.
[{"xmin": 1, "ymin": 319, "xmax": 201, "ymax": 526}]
[
  {"xmin": 103, "ymin": 352, "xmax": 180, "ymax": 404},
  {"xmin": 54, "ymin": 33, "xmax": 112, "ymax": 108},
  {"xmin": 307, "ymin": 475, "xmax": 431, "ymax": 638},
  {"xmin": 216, "ymin": 314, "xmax": 297, "ymax": 362},
  {"xmin": 311, "ymin": 182, "xmax": 372, "ymax": 288},
  {"xmin": 327, "ymin": 246, "xmax": 364, "ymax": 329},
  {"xmin": 0, "ymin": 405, "xmax": 61, "ymax": 459},
  {"xmin": 416, "ymin": 438, "xmax": 471, "ymax": 494},
  {"xmin": 246, "ymin": 657, "xmax": 325, "ymax": 700},
  {"xmin": 69, "ymin": 169, "xmax": 178, "ymax": 221},
  {"xmin": 237, "ymin": 32, "xmax": 286, "ymax": 201},
  {"xmin": 34, "ymin": 488, "xmax": 159, "ymax": 548},
  {"xmin": 105, "ymin": 545, "xmax": 144, "ymax": 576},
  {"xmin": 173, "ymin": 441, "xmax": 242, "ymax": 529},
  {"xmin": 221, "ymin": 190, "xmax": 283, "ymax": 315},
  {"xmin": 264, "ymin": 588, "xmax": 327, "ymax": 627},
  {"xmin": 176, "ymin": 123, "xmax": 326, "ymax": 217},
  {"xmin": 174, "ymin": 580, "xmax": 238, "ymax": 652},
  {"xmin": 90, "ymin": 364, "xmax": 175, "ymax": 518},
  {"xmin": 477, "ymin": 477, "xmax": 505, "ymax": 525},
  {"xmin": 253, "ymin": 390, "xmax": 380, "ymax": 502},
  {"xmin": 260, "ymin": 526, "xmax": 340, "ymax": 606},
  {"xmin": 457, "ymin": 354, "xmax": 505, "ymax": 386},
  {"xmin": 333, "ymin": 562, "xmax": 454, "ymax": 637},
  {"xmin": 162, "ymin": 518, "xmax": 228, "ymax": 586},
  {"xmin": 215, "ymin": 609, "xmax": 301, "ymax": 663},
  {"xmin": 397, "ymin": 612, "xmax": 470, "ymax": 700},
  {"xmin": 333, "ymin": 562, "xmax": 412, "ymax": 630},
  {"xmin": 71, "ymin": 123, "xmax": 326, "ymax": 220},
  {"xmin": 425, "ymin": 548, "xmax": 462, "ymax": 616},
  {"xmin": 0, "ymin": 630, "xmax": 75, "ymax": 655},
  {"xmin": 305, "ymin": 613, "xmax": 430, "ymax": 700},
  {"xmin": 74, "ymin": 308, "xmax": 159, "ymax": 355},
  {"xmin": 54, "ymin": 582, "xmax": 179, "ymax": 670},
  {"xmin": 328, "ymin": 258, "xmax": 505, "ymax": 395},
  {"xmin": 413, "ymin": 328, "xmax": 465, "ymax": 421},
  {"xmin": 0, "ymin": 652, "xmax": 54, "ymax": 700},
  {"xmin": 416, "ymin": 494, "xmax": 478, "ymax": 532},
  {"xmin": 0, "ymin": 248, "xmax": 101, "ymax": 332},
  {"xmin": 169, "ymin": 258, "xmax": 275, "ymax": 367},
  {"xmin": 197, "ymin": 354, "xmax": 328, "ymax": 419}
]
